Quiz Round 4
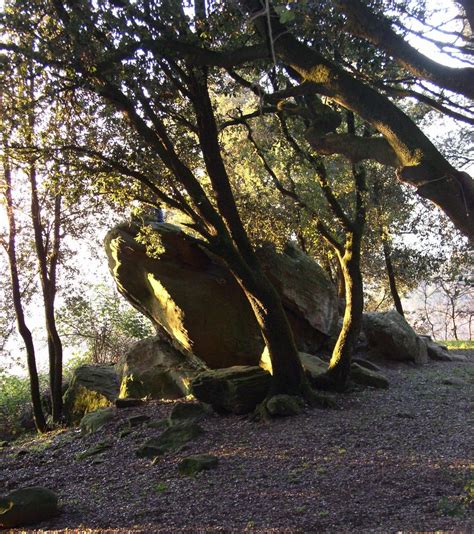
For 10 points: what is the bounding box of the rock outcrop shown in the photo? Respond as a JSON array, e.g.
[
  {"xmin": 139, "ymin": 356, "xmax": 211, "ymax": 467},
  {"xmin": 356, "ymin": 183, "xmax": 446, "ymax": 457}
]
[
  {"xmin": 419, "ymin": 336, "xmax": 452, "ymax": 361},
  {"xmin": 136, "ymin": 423, "xmax": 204, "ymax": 458},
  {"xmin": 80, "ymin": 407, "xmax": 116, "ymax": 435},
  {"xmin": 300, "ymin": 352, "xmax": 389, "ymax": 389},
  {"xmin": 119, "ymin": 336, "xmax": 206, "ymax": 400},
  {"xmin": 63, "ymin": 365, "xmax": 120, "ymax": 423},
  {"xmin": 0, "ymin": 487, "xmax": 58, "ymax": 528},
  {"xmin": 105, "ymin": 222, "xmax": 338, "ymax": 369},
  {"xmin": 190, "ymin": 366, "xmax": 272, "ymax": 414},
  {"xmin": 178, "ymin": 454, "xmax": 218, "ymax": 476},
  {"xmin": 363, "ymin": 310, "xmax": 428, "ymax": 364}
]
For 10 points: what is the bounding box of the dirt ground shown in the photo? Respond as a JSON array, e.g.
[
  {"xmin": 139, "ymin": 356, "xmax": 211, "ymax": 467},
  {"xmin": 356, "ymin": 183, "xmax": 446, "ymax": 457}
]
[{"xmin": 1, "ymin": 351, "xmax": 473, "ymax": 533}]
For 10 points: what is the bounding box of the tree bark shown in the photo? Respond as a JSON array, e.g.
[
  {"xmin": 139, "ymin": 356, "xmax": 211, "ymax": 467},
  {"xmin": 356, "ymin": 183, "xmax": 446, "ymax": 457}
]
[
  {"xmin": 2, "ymin": 146, "xmax": 47, "ymax": 433},
  {"xmin": 219, "ymin": 244, "xmax": 307, "ymax": 395},
  {"xmin": 382, "ymin": 239, "xmax": 405, "ymax": 317},
  {"xmin": 29, "ymin": 163, "xmax": 64, "ymax": 423},
  {"xmin": 326, "ymin": 231, "xmax": 364, "ymax": 390},
  {"xmin": 189, "ymin": 71, "xmax": 307, "ymax": 396}
]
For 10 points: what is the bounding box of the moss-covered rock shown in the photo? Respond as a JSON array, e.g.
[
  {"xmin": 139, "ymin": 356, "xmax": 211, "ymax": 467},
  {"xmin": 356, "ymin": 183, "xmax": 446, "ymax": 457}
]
[
  {"xmin": 419, "ymin": 336, "xmax": 452, "ymax": 361},
  {"xmin": 119, "ymin": 369, "xmax": 189, "ymax": 401},
  {"xmin": 190, "ymin": 366, "xmax": 272, "ymax": 414},
  {"xmin": 168, "ymin": 403, "xmax": 207, "ymax": 426},
  {"xmin": 75, "ymin": 440, "xmax": 112, "ymax": 461},
  {"xmin": 363, "ymin": 310, "xmax": 428, "ymax": 364},
  {"xmin": 0, "ymin": 487, "xmax": 58, "ymax": 528},
  {"xmin": 266, "ymin": 395, "xmax": 304, "ymax": 417},
  {"xmin": 63, "ymin": 365, "xmax": 120, "ymax": 424},
  {"xmin": 127, "ymin": 414, "xmax": 151, "ymax": 427},
  {"xmin": 136, "ymin": 423, "xmax": 204, "ymax": 458},
  {"xmin": 80, "ymin": 407, "xmax": 116, "ymax": 435},
  {"xmin": 299, "ymin": 352, "xmax": 328, "ymax": 384},
  {"xmin": 147, "ymin": 418, "xmax": 170, "ymax": 431},
  {"xmin": 350, "ymin": 363, "xmax": 389, "ymax": 389},
  {"xmin": 119, "ymin": 336, "xmax": 206, "ymax": 401},
  {"xmin": 178, "ymin": 454, "xmax": 218, "ymax": 476}
]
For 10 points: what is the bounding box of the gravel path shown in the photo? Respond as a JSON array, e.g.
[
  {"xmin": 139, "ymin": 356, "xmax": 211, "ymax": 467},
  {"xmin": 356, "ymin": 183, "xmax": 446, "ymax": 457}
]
[{"xmin": 1, "ymin": 354, "xmax": 472, "ymax": 533}]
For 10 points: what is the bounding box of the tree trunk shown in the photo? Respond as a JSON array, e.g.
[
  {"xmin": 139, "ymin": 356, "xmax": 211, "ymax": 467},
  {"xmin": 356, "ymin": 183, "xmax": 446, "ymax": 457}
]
[
  {"xmin": 190, "ymin": 71, "xmax": 308, "ymax": 398},
  {"xmin": 239, "ymin": 269, "xmax": 306, "ymax": 395},
  {"xmin": 29, "ymin": 167, "xmax": 63, "ymax": 423},
  {"xmin": 382, "ymin": 239, "xmax": 404, "ymax": 316},
  {"xmin": 326, "ymin": 232, "xmax": 364, "ymax": 390},
  {"xmin": 2, "ymin": 146, "xmax": 47, "ymax": 433}
]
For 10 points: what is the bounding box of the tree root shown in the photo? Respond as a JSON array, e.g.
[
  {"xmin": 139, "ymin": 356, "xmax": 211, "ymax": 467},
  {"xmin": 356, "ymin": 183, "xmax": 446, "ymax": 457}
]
[{"xmin": 310, "ymin": 371, "xmax": 348, "ymax": 393}]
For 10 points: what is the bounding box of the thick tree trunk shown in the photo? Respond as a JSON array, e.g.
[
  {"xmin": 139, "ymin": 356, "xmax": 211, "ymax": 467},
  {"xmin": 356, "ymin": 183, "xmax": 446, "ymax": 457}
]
[
  {"xmin": 190, "ymin": 71, "xmax": 307, "ymax": 397},
  {"xmin": 18, "ymin": 318, "xmax": 48, "ymax": 433},
  {"xmin": 382, "ymin": 239, "xmax": 404, "ymax": 317},
  {"xmin": 326, "ymin": 232, "xmax": 364, "ymax": 390},
  {"xmin": 233, "ymin": 264, "xmax": 306, "ymax": 395}
]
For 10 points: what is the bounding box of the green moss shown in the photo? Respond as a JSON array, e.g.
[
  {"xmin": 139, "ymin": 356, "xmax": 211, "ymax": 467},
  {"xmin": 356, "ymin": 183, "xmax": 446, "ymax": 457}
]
[
  {"xmin": 80, "ymin": 407, "xmax": 115, "ymax": 435},
  {"xmin": 178, "ymin": 454, "xmax": 218, "ymax": 476},
  {"xmin": 76, "ymin": 440, "xmax": 112, "ymax": 460},
  {"xmin": 0, "ymin": 487, "xmax": 58, "ymax": 528},
  {"xmin": 136, "ymin": 423, "xmax": 204, "ymax": 458},
  {"xmin": 65, "ymin": 385, "xmax": 112, "ymax": 421}
]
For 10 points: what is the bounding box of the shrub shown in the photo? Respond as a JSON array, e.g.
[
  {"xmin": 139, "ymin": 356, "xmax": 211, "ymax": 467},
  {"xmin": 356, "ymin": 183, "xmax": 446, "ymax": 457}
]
[{"xmin": 0, "ymin": 371, "xmax": 47, "ymax": 438}]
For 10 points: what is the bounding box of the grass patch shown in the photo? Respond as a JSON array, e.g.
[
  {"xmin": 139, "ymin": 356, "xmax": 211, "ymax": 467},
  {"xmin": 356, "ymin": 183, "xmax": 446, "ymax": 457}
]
[{"xmin": 440, "ymin": 340, "xmax": 474, "ymax": 350}]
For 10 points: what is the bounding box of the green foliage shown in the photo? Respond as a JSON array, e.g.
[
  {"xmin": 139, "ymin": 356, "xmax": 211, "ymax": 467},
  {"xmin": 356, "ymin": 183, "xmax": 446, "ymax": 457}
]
[
  {"xmin": 152, "ymin": 482, "xmax": 168, "ymax": 493},
  {"xmin": 0, "ymin": 372, "xmax": 32, "ymax": 436},
  {"xmin": 442, "ymin": 340, "xmax": 474, "ymax": 350},
  {"xmin": 58, "ymin": 284, "xmax": 154, "ymax": 364},
  {"xmin": 0, "ymin": 351, "xmax": 92, "ymax": 438},
  {"xmin": 0, "ymin": 371, "xmax": 48, "ymax": 437}
]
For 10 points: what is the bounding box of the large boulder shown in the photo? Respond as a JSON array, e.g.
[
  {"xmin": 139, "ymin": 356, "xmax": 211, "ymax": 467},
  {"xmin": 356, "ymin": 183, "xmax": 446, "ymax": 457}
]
[
  {"xmin": 105, "ymin": 223, "xmax": 338, "ymax": 369},
  {"xmin": 257, "ymin": 243, "xmax": 338, "ymax": 353},
  {"xmin": 190, "ymin": 366, "xmax": 272, "ymax": 414},
  {"xmin": 363, "ymin": 310, "xmax": 428, "ymax": 364},
  {"xmin": 298, "ymin": 352, "xmax": 328, "ymax": 382},
  {"xmin": 119, "ymin": 336, "xmax": 206, "ymax": 400},
  {"xmin": 0, "ymin": 487, "xmax": 58, "ymax": 528},
  {"xmin": 63, "ymin": 365, "xmax": 120, "ymax": 424},
  {"xmin": 350, "ymin": 363, "xmax": 389, "ymax": 389}
]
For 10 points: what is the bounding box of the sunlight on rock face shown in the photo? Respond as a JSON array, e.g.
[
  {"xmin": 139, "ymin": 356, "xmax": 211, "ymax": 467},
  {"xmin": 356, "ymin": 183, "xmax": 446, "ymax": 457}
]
[{"xmin": 147, "ymin": 273, "xmax": 191, "ymax": 351}]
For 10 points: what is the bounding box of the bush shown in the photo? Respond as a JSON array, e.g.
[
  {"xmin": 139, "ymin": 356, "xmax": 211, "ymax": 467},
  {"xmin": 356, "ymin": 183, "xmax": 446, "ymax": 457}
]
[
  {"xmin": 0, "ymin": 371, "xmax": 47, "ymax": 438},
  {"xmin": 0, "ymin": 353, "xmax": 93, "ymax": 438}
]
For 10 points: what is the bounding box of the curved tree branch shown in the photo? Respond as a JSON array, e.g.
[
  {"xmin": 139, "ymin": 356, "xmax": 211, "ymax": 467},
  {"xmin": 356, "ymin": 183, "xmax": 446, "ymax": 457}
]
[
  {"xmin": 334, "ymin": 0, "xmax": 474, "ymax": 100},
  {"xmin": 305, "ymin": 131, "xmax": 399, "ymax": 167},
  {"xmin": 240, "ymin": 0, "xmax": 474, "ymax": 240}
]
